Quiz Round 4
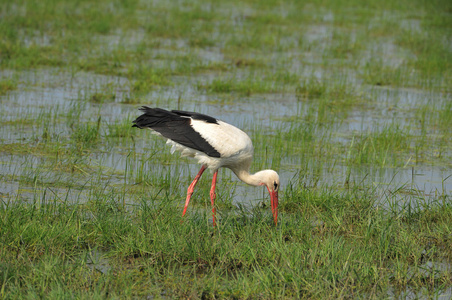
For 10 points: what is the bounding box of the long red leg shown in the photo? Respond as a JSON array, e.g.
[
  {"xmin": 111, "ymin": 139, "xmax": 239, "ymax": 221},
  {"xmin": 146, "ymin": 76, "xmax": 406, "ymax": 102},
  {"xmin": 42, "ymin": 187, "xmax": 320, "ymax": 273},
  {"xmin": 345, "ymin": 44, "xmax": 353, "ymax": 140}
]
[
  {"xmin": 182, "ymin": 165, "xmax": 207, "ymax": 217},
  {"xmin": 210, "ymin": 170, "xmax": 218, "ymax": 226}
]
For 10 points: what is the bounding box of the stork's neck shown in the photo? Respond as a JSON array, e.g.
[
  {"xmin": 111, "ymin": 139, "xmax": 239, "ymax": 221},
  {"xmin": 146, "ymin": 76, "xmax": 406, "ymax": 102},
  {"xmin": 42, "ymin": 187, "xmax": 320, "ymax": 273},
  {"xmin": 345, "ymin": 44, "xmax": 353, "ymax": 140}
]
[{"xmin": 232, "ymin": 168, "xmax": 266, "ymax": 187}]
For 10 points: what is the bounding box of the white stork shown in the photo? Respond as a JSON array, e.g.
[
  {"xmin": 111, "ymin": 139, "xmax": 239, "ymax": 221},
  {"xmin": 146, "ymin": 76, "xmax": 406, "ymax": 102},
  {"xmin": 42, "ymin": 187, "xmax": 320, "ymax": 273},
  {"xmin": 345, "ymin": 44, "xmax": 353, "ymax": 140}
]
[{"xmin": 132, "ymin": 107, "xmax": 280, "ymax": 225}]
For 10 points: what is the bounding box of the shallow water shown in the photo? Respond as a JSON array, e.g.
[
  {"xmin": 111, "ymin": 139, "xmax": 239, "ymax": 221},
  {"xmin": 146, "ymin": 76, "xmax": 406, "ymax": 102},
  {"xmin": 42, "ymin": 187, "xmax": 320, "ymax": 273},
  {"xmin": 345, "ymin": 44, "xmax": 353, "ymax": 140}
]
[
  {"xmin": 387, "ymin": 260, "xmax": 452, "ymax": 300},
  {"xmin": 0, "ymin": 69, "xmax": 451, "ymax": 208}
]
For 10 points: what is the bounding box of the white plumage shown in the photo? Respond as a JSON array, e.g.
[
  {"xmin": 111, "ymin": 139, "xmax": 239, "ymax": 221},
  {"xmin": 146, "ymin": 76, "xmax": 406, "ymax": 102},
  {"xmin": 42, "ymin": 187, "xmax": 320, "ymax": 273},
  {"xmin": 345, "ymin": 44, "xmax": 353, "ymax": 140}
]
[{"xmin": 167, "ymin": 119, "xmax": 253, "ymax": 171}]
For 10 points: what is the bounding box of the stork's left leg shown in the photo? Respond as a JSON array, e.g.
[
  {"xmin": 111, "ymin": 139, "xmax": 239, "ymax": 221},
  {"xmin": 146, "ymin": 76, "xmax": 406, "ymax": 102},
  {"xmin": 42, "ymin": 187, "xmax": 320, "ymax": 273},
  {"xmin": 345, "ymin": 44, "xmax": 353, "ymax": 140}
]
[
  {"xmin": 183, "ymin": 165, "xmax": 207, "ymax": 217},
  {"xmin": 210, "ymin": 170, "xmax": 218, "ymax": 226}
]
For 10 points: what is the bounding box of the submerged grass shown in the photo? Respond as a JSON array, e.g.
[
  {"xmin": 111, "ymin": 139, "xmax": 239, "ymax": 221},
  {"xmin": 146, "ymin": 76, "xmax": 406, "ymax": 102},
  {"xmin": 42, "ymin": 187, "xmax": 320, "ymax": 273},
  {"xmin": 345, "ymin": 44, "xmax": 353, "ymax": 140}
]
[
  {"xmin": 0, "ymin": 78, "xmax": 18, "ymax": 95},
  {"xmin": 348, "ymin": 124, "xmax": 410, "ymax": 167},
  {"xmin": 198, "ymin": 70, "xmax": 299, "ymax": 95}
]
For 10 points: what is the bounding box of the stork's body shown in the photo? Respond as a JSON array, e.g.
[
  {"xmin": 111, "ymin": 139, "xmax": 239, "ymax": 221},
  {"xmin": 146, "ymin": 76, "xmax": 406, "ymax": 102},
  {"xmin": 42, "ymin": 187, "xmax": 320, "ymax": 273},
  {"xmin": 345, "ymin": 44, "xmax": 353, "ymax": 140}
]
[{"xmin": 132, "ymin": 107, "xmax": 279, "ymax": 225}]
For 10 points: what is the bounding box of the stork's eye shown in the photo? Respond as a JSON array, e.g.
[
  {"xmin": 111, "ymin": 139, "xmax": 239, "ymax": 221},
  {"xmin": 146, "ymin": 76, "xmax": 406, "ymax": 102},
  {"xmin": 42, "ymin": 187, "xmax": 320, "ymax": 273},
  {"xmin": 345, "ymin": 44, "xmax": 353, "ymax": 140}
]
[{"xmin": 273, "ymin": 182, "xmax": 278, "ymax": 191}]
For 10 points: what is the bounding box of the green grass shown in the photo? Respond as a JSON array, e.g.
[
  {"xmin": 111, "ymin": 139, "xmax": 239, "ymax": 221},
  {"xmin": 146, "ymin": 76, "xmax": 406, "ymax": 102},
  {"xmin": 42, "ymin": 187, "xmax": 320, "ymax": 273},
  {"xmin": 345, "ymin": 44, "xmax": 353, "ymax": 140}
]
[
  {"xmin": 0, "ymin": 0, "xmax": 451, "ymax": 298},
  {"xmin": 0, "ymin": 78, "xmax": 18, "ymax": 95},
  {"xmin": 1, "ymin": 183, "xmax": 450, "ymax": 298},
  {"xmin": 347, "ymin": 124, "xmax": 410, "ymax": 167}
]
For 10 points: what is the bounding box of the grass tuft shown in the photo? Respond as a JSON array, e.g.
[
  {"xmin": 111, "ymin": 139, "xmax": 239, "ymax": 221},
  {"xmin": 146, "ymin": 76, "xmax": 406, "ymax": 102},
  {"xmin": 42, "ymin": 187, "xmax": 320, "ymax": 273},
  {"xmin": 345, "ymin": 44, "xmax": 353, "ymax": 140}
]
[{"xmin": 0, "ymin": 78, "xmax": 18, "ymax": 95}]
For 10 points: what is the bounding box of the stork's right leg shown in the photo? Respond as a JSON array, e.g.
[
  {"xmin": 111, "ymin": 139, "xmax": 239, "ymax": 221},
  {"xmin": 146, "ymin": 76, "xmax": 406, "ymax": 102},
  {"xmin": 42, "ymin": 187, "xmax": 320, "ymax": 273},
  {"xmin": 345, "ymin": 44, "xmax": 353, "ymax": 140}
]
[
  {"xmin": 209, "ymin": 170, "xmax": 218, "ymax": 226},
  {"xmin": 182, "ymin": 165, "xmax": 207, "ymax": 216}
]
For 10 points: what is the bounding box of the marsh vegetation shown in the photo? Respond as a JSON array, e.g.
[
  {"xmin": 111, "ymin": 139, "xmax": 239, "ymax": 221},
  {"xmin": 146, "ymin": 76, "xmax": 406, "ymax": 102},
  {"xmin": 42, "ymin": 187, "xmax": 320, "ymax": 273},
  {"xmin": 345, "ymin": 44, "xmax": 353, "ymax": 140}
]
[{"xmin": 0, "ymin": 0, "xmax": 451, "ymax": 298}]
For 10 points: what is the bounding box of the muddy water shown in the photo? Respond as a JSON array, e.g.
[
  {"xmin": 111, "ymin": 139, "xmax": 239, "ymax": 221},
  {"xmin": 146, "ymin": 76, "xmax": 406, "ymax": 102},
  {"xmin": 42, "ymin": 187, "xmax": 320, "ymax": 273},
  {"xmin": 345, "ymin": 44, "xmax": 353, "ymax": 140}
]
[{"xmin": 0, "ymin": 69, "xmax": 450, "ymax": 208}]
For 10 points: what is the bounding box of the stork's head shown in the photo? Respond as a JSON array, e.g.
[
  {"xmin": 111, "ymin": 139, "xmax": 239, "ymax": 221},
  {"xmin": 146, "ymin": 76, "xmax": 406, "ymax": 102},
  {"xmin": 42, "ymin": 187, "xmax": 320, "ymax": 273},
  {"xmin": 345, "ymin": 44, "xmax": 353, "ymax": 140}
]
[{"xmin": 259, "ymin": 170, "xmax": 280, "ymax": 225}]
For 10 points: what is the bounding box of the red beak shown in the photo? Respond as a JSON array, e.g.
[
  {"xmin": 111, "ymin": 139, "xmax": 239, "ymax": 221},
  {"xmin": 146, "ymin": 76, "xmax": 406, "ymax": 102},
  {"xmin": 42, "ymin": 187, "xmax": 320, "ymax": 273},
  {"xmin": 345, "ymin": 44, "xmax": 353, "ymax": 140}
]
[{"xmin": 269, "ymin": 189, "xmax": 279, "ymax": 225}]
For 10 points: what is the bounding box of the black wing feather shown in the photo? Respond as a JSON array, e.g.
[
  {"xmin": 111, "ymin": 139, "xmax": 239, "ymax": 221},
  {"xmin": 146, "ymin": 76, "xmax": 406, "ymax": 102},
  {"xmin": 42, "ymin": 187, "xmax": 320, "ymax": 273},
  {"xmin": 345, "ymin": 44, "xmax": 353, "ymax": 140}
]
[
  {"xmin": 171, "ymin": 110, "xmax": 218, "ymax": 124},
  {"xmin": 132, "ymin": 107, "xmax": 221, "ymax": 158}
]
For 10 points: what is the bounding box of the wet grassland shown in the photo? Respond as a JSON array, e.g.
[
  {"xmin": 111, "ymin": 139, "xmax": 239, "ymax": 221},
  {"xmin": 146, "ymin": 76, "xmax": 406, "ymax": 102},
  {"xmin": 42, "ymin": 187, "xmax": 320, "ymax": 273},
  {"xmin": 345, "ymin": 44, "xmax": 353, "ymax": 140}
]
[{"xmin": 1, "ymin": 0, "xmax": 451, "ymax": 298}]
